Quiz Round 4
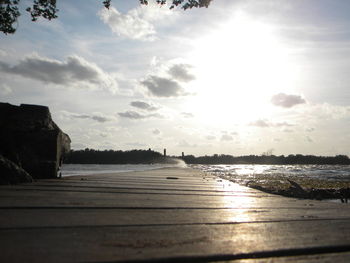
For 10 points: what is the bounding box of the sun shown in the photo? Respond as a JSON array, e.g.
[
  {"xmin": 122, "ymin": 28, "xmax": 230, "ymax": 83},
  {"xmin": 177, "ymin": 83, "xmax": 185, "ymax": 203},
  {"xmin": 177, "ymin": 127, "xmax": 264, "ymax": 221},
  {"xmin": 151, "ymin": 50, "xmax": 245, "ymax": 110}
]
[{"xmin": 185, "ymin": 11, "xmax": 298, "ymax": 125}]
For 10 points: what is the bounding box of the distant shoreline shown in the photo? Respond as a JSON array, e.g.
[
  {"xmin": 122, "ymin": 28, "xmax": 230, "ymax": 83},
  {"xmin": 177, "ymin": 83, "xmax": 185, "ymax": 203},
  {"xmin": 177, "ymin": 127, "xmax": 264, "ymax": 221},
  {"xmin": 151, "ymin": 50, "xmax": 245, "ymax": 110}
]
[{"xmin": 64, "ymin": 149, "xmax": 350, "ymax": 165}]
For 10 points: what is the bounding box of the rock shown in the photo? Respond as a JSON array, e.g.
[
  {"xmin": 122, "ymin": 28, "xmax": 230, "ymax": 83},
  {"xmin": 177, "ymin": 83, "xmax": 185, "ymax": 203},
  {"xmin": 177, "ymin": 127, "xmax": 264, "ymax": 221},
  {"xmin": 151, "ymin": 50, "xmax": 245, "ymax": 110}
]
[
  {"xmin": 0, "ymin": 102, "xmax": 70, "ymax": 179},
  {"xmin": 0, "ymin": 154, "xmax": 33, "ymax": 184}
]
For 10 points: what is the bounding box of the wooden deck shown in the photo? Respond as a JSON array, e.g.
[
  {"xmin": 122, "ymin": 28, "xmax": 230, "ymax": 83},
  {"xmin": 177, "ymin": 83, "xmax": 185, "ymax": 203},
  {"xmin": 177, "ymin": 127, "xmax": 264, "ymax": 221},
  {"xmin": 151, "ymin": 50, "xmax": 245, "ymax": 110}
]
[{"xmin": 1, "ymin": 167, "xmax": 350, "ymax": 262}]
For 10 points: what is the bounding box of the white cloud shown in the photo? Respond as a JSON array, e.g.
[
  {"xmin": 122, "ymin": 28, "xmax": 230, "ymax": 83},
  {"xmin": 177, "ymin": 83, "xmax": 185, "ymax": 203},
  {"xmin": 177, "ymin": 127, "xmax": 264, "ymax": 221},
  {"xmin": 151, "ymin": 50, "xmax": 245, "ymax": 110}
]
[
  {"xmin": 0, "ymin": 54, "xmax": 117, "ymax": 93},
  {"xmin": 249, "ymin": 119, "xmax": 270, "ymax": 128},
  {"xmin": 282, "ymin": 128, "xmax": 294, "ymax": 133},
  {"xmin": 98, "ymin": 4, "xmax": 172, "ymax": 41},
  {"xmin": 274, "ymin": 122, "xmax": 294, "ymax": 127},
  {"xmin": 271, "ymin": 93, "xmax": 306, "ymax": 108},
  {"xmin": 205, "ymin": 135, "xmax": 216, "ymax": 140},
  {"xmin": 99, "ymin": 7, "xmax": 155, "ymax": 41},
  {"xmin": 220, "ymin": 134, "xmax": 234, "ymax": 141},
  {"xmin": 306, "ymin": 136, "xmax": 314, "ymax": 143},
  {"xmin": 0, "ymin": 83, "xmax": 12, "ymax": 95},
  {"xmin": 0, "ymin": 49, "xmax": 7, "ymax": 57},
  {"xmin": 177, "ymin": 140, "xmax": 197, "ymax": 148},
  {"xmin": 181, "ymin": 112, "xmax": 194, "ymax": 118},
  {"xmin": 249, "ymin": 119, "xmax": 294, "ymax": 128},
  {"xmin": 125, "ymin": 142, "xmax": 147, "ymax": 147},
  {"xmin": 152, "ymin": 129, "xmax": 161, "ymax": 135},
  {"xmin": 302, "ymin": 103, "xmax": 350, "ymax": 121}
]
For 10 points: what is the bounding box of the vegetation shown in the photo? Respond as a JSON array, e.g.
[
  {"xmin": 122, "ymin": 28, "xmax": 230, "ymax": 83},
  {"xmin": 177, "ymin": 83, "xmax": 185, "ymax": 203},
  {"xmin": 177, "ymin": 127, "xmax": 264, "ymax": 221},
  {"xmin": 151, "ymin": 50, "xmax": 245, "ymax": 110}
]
[
  {"xmin": 181, "ymin": 154, "xmax": 350, "ymax": 165},
  {"xmin": 64, "ymin": 149, "xmax": 350, "ymax": 165},
  {"xmin": 64, "ymin": 148, "xmax": 163, "ymax": 164},
  {"xmin": 0, "ymin": 0, "xmax": 213, "ymax": 34}
]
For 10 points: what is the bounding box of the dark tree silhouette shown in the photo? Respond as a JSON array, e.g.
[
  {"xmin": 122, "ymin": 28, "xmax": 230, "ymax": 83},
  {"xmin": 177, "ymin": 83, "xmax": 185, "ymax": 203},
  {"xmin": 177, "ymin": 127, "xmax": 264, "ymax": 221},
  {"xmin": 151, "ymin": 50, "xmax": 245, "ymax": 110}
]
[
  {"xmin": 0, "ymin": 0, "xmax": 213, "ymax": 34},
  {"xmin": 64, "ymin": 148, "xmax": 163, "ymax": 164},
  {"xmin": 180, "ymin": 153, "xmax": 350, "ymax": 165}
]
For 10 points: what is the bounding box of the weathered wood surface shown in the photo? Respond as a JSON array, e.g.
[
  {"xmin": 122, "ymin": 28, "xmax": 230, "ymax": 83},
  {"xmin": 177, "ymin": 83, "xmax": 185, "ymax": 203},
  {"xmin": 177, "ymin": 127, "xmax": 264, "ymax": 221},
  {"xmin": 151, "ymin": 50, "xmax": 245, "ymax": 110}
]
[{"xmin": 1, "ymin": 167, "xmax": 350, "ymax": 262}]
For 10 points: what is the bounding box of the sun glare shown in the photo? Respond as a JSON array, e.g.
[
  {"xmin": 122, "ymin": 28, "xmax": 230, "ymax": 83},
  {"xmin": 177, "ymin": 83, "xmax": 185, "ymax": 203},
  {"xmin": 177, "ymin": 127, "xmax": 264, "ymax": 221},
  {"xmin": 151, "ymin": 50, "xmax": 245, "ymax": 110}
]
[{"xmin": 186, "ymin": 12, "xmax": 297, "ymax": 125}]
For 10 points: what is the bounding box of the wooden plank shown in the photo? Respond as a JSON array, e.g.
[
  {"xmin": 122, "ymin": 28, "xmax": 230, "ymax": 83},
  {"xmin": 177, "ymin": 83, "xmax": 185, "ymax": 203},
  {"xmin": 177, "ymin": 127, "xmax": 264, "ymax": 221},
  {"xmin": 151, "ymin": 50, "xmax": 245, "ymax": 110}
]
[
  {"xmin": 0, "ymin": 186, "xmax": 343, "ymax": 209},
  {"xmin": 1, "ymin": 220, "xmax": 350, "ymax": 262},
  {"xmin": 1, "ymin": 167, "xmax": 350, "ymax": 262},
  {"xmin": 226, "ymin": 252, "xmax": 350, "ymax": 263},
  {"xmin": 0, "ymin": 185, "xmax": 270, "ymax": 198},
  {"xmin": 1, "ymin": 207, "xmax": 350, "ymax": 229}
]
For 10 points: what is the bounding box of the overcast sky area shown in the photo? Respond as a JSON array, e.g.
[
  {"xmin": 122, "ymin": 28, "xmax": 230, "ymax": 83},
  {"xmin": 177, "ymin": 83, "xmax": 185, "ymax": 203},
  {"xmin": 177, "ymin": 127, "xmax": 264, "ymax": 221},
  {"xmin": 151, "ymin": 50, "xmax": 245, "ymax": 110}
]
[{"xmin": 1, "ymin": 0, "xmax": 350, "ymax": 156}]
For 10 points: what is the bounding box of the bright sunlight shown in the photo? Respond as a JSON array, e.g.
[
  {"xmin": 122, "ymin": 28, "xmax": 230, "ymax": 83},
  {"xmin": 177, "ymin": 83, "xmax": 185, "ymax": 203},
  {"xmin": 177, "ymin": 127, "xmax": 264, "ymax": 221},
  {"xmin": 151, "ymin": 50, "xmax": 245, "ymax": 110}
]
[{"xmin": 186, "ymin": 11, "xmax": 299, "ymax": 125}]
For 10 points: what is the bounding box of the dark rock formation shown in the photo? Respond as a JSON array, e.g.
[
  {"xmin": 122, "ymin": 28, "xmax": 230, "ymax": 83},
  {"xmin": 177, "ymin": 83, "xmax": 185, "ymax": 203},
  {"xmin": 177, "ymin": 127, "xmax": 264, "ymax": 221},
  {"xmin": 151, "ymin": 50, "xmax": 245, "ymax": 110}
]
[
  {"xmin": 0, "ymin": 154, "xmax": 33, "ymax": 184},
  {"xmin": 0, "ymin": 102, "xmax": 70, "ymax": 181}
]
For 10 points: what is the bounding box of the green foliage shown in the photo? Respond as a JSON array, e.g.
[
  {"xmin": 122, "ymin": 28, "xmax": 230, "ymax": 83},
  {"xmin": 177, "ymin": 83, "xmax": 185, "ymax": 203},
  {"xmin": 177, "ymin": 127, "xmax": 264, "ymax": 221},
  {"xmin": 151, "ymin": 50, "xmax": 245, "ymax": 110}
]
[
  {"xmin": 0, "ymin": 0, "xmax": 20, "ymax": 34},
  {"xmin": 181, "ymin": 154, "xmax": 350, "ymax": 165},
  {"xmin": 64, "ymin": 148, "xmax": 163, "ymax": 164},
  {"xmin": 25, "ymin": 0, "xmax": 58, "ymax": 22},
  {"xmin": 0, "ymin": 0, "xmax": 213, "ymax": 35}
]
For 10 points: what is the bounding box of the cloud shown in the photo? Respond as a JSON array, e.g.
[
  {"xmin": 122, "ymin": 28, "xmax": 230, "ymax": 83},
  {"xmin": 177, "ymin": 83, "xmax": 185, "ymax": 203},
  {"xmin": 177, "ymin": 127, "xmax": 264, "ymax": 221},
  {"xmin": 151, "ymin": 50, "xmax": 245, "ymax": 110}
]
[
  {"xmin": 152, "ymin": 129, "xmax": 161, "ymax": 135},
  {"xmin": 118, "ymin": 111, "xmax": 145, "ymax": 119},
  {"xmin": 220, "ymin": 134, "xmax": 234, "ymax": 141},
  {"xmin": 168, "ymin": 64, "xmax": 195, "ymax": 82},
  {"xmin": 282, "ymin": 128, "xmax": 294, "ymax": 133},
  {"xmin": 141, "ymin": 75, "xmax": 187, "ymax": 97},
  {"xmin": 306, "ymin": 136, "xmax": 313, "ymax": 143},
  {"xmin": 181, "ymin": 112, "xmax": 194, "ymax": 118},
  {"xmin": 98, "ymin": 4, "xmax": 171, "ymax": 41},
  {"xmin": 306, "ymin": 127, "xmax": 315, "ymax": 132},
  {"xmin": 0, "ymin": 54, "xmax": 117, "ymax": 93},
  {"xmin": 249, "ymin": 119, "xmax": 294, "ymax": 128},
  {"xmin": 306, "ymin": 103, "xmax": 350, "ymax": 120},
  {"xmin": 274, "ymin": 122, "xmax": 294, "ymax": 127},
  {"xmin": 62, "ymin": 111, "xmax": 116, "ymax": 123},
  {"xmin": 249, "ymin": 119, "xmax": 270, "ymax": 128},
  {"xmin": 126, "ymin": 142, "xmax": 147, "ymax": 147},
  {"xmin": 205, "ymin": 135, "xmax": 216, "ymax": 140},
  {"xmin": 130, "ymin": 101, "xmax": 158, "ymax": 111},
  {"xmin": 118, "ymin": 110, "xmax": 163, "ymax": 119},
  {"xmin": 0, "ymin": 49, "xmax": 7, "ymax": 57},
  {"xmin": 177, "ymin": 140, "xmax": 197, "ymax": 148},
  {"xmin": 0, "ymin": 84, "xmax": 12, "ymax": 95},
  {"xmin": 271, "ymin": 93, "xmax": 306, "ymax": 108}
]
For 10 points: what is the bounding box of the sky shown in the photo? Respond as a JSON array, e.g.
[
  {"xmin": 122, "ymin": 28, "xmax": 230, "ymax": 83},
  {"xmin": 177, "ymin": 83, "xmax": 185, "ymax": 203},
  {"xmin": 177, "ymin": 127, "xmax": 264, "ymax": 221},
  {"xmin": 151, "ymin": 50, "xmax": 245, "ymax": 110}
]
[{"xmin": 1, "ymin": 0, "xmax": 350, "ymax": 157}]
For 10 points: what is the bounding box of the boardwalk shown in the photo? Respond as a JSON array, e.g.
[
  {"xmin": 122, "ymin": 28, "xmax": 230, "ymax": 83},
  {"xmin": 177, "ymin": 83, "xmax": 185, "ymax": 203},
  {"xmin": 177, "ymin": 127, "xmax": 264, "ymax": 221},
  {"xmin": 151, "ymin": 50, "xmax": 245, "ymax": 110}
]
[{"xmin": 1, "ymin": 167, "xmax": 350, "ymax": 262}]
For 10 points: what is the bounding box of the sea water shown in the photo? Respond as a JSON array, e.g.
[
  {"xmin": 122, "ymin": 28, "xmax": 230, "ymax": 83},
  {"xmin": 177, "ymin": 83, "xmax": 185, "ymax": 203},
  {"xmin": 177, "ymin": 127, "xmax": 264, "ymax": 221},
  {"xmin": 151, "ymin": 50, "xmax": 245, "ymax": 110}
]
[
  {"xmin": 61, "ymin": 161, "xmax": 187, "ymax": 177},
  {"xmin": 192, "ymin": 164, "xmax": 350, "ymax": 183},
  {"xmin": 62, "ymin": 163, "xmax": 350, "ymax": 183}
]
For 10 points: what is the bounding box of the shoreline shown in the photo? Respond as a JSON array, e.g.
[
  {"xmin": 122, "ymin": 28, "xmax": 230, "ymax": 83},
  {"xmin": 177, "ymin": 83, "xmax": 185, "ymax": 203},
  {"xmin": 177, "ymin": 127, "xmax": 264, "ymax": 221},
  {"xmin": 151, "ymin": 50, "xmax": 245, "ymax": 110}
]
[
  {"xmin": 217, "ymin": 174, "xmax": 350, "ymax": 203},
  {"xmin": 60, "ymin": 163, "xmax": 350, "ymax": 203}
]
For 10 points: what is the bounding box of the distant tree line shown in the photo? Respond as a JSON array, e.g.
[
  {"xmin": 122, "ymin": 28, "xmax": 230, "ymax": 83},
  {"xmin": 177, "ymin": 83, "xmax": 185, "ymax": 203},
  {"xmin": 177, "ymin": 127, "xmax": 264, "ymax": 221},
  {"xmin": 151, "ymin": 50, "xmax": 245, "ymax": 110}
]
[
  {"xmin": 64, "ymin": 148, "xmax": 162, "ymax": 164},
  {"xmin": 64, "ymin": 149, "xmax": 350, "ymax": 165},
  {"xmin": 180, "ymin": 154, "xmax": 350, "ymax": 165}
]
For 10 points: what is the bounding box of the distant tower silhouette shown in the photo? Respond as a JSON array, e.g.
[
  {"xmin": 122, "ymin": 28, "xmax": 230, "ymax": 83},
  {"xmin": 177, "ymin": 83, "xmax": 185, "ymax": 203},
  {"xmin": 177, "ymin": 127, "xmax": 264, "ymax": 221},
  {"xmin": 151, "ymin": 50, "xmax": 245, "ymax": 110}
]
[
  {"xmin": 163, "ymin": 148, "xmax": 166, "ymax": 157},
  {"xmin": 182, "ymin": 152, "xmax": 184, "ymax": 159}
]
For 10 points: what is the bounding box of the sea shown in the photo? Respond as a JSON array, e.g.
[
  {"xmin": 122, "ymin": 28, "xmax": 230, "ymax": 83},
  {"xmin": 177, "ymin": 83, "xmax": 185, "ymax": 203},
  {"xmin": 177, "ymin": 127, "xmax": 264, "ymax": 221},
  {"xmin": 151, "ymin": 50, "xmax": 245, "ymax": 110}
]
[
  {"xmin": 61, "ymin": 163, "xmax": 350, "ymax": 183},
  {"xmin": 61, "ymin": 162, "xmax": 187, "ymax": 177}
]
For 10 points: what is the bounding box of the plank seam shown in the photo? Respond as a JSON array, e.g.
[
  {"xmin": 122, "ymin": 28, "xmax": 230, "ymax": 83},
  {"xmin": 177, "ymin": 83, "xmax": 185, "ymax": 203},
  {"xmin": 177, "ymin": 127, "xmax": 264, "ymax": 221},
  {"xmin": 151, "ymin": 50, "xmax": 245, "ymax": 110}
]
[{"xmin": 90, "ymin": 245, "xmax": 350, "ymax": 263}]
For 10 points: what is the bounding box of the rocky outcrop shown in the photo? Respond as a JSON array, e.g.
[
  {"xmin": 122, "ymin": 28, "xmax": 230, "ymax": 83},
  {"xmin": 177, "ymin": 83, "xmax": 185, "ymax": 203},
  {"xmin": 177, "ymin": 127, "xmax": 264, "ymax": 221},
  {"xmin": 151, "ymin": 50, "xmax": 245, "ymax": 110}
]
[
  {"xmin": 0, "ymin": 102, "xmax": 70, "ymax": 181},
  {"xmin": 0, "ymin": 154, "xmax": 33, "ymax": 184}
]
